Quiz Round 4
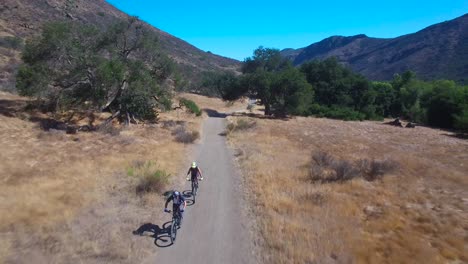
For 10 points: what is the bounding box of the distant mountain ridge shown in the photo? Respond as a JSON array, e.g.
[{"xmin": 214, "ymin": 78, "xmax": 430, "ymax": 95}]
[
  {"xmin": 0, "ymin": 0, "xmax": 240, "ymax": 90},
  {"xmin": 281, "ymin": 14, "xmax": 468, "ymax": 83}
]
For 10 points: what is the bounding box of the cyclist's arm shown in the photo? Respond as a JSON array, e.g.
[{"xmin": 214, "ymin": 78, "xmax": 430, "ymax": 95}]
[
  {"xmin": 186, "ymin": 168, "xmax": 191, "ymax": 175},
  {"xmin": 197, "ymin": 168, "xmax": 202, "ymax": 177},
  {"xmin": 164, "ymin": 196, "xmax": 173, "ymax": 209}
]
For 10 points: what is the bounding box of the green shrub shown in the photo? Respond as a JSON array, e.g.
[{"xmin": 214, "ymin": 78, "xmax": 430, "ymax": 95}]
[
  {"xmin": 325, "ymin": 107, "xmax": 365, "ymax": 121},
  {"xmin": 136, "ymin": 170, "xmax": 170, "ymax": 194},
  {"xmin": 0, "ymin": 36, "xmax": 23, "ymax": 50},
  {"xmin": 226, "ymin": 122, "xmax": 235, "ymax": 132},
  {"xmin": 172, "ymin": 126, "xmax": 200, "ymax": 143},
  {"xmin": 128, "ymin": 161, "xmax": 170, "ymax": 194},
  {"xmin": 309, "ymin": 151, "xmax": 399, "ymax": 183},
  {"xmin": 357, "ymin": 159, "xmax": 399, "ymax": 181},
  {"xmin": 97, "ymin": 122, "xmax": 121, "ymax": 136},
  {"xmin": 454, "ymin": 108, "xmax": 468, "ymax": 133},
  {"xmin": 362, "ymin": 105, "xmax": 384, "ymax": 121},
  {"xmin": 312, "ymin": 151, "xmax": 334, "ymax": 167},
  {"xmin": 309, "ymin": 105, "xmax": 365, "ymax": 121},
  {"xmin": 236, "ymin": 119, "xmax": 256, "ymax": 130},
  {"xmin": 180, "ymin": 98, "xmax": 202, "ymax": 116},
  {"xmin": 226, "ymin": 119, "xmax": 256, "ymax": 133},
  {"xmin": 331, "ymin": 160, "xmax": 360, "ymax": 181}
]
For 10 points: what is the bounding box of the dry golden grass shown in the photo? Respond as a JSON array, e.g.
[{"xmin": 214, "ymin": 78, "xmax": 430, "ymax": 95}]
[
  {"xmin": 0, "ymin": 42, "xmax": 21, "ymax": 92},
  {"xmin": 0, "ymin": 91, "xmax": 204, "ymax": 263},
  {"xmin": 178, "ymin": 92, "xmax": 247, "ymax": 113},
  {"xmin": 227, "ymin": 114, "xmax": 468, "ymax": 264}
]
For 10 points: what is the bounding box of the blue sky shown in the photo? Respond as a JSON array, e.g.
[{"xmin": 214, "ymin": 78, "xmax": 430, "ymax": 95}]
[{"xmin": 106, "ymin": 0, "xmax": 468, "ymax": 61}]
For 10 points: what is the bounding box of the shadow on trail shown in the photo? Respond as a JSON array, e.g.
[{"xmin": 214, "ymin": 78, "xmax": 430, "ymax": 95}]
[
  {"xmin": 133, "ymin": 221, "xmax": 174, "ymax": 248},
  {"xmin": 203, "ymin": 108, "xmax": 227, "ymax": 118},
  {"xmin": 182, "ymin": 190, "xmax": 195, "ymax": 206}
]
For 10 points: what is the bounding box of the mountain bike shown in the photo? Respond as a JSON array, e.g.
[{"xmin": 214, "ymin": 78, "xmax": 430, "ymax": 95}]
[{"xmin": 165, "ymin": 209, "xmax": 182, "ymax": 243}]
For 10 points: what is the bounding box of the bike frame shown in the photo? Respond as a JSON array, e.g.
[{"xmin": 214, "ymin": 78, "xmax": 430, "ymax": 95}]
[{"xmin": 170, "ymin": 208, "xmax": 181, "ymax": 243}]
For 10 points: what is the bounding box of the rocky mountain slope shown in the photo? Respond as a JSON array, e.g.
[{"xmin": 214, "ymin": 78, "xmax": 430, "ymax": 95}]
[
  {"xmin": 0, "ymin": 0, "xmax": 240, "ymax": 91},
  {"xmin": 282, "ymin": 14, "xmax": 468, "ymax": 83}
]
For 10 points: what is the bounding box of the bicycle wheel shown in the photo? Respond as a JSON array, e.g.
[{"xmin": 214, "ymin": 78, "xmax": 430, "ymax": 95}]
[
  {"xmin": 192, "ymin": 181, "xmax": 197, "ymax": 202},
  {"xmin": 170, "ymin": 217, "xmax": 177, "ymax": 243}
]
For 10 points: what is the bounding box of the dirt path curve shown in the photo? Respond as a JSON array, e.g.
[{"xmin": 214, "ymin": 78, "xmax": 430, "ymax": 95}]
[{"xmin": 142, "ymin": 113, "xmax": 254, "ymax": 264}]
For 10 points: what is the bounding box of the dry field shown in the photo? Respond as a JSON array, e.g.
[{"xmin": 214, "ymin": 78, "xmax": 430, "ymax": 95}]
[
  {"xmin": 227, "ymin": 112, "xmax": 468, "ymax": 263},
  {"xmin": 179, "ymin": 92, "xmax": 247, "ymax": 113},
  {"xmin": 0, "ymin": 92, "xmax": 225, "ymax": 263}
]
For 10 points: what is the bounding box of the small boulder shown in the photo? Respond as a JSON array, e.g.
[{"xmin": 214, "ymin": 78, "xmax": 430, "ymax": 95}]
[
  {"xmin": 363, "ymin": 205, "xmax": 383, "ymax": 219},
  {"xmin": 65, "ymin": 126, "xmax": 77, "ymax": 134},
  {"xmin": 385, "ymin": 118, "xmax": 403, "ymax": 127},
  {"xmin": 406, "ymin": 122, "xmax": 416, "ymax": 128}
]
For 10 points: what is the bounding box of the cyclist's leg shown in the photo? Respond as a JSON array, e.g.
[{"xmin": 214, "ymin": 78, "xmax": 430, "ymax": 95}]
[
  {"xmin": 178, "ymin": 203, "xmax": 184, "ymax": 223},
  {"xmin": 191, "ymin": 174, "xmax": 198, "ymax": 191},
  {"xmin": 172, "ymin": 204, "xmax": 177, "ymax": 219}
]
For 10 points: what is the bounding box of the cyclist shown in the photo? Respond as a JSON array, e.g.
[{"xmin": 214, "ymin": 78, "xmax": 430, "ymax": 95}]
[
  {"xmin": 164, "ymin": 191, "xmax": 187, "ymax": 226},
  {"xmin": 186, "ymin": 161, "xmax": 203, "ymax": 182}
]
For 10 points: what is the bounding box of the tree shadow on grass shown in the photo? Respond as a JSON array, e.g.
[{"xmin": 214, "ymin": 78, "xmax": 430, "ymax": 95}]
[
  {"xmin": 229, "ymin": 111, "xmax": 290, "ymax": 121},
  {"xmin": 442, "ymin": 133, "xmax": 468, "ymax": 140},
  {"xmin": 203, "ymin": 107, "xmax": 290, "ymax": 121},
  {"xmin": 133, "ymin": 221, "xmax": 174, "ymax": 248},
  {"xmin": 0, "ymin": 98, "xmax": 94, "ymax": 133},
  {"xmin": 0, "ymin": 99, "xmax": 25, "ymax": 118}
]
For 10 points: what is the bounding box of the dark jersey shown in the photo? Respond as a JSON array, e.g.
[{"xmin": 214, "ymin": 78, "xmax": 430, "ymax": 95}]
[
  {"xmin": 165, "ymin": 194, "xmax": 185, "ymax": 208},
  {"xmin": 187, "ymin": 167, "xmax": 201, "ymax": 179}
]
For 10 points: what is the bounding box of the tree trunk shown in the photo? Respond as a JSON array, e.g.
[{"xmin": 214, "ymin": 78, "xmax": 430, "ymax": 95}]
[
  {"xmin": 102, "ymin": 79, "xmax": 127, "ymax": 112},
  {"xmin": 130, "ymin": 113, "xmax": 139, "ymax": 124},
  {"xmin": 103, "ymin": 110, "xmax": 120, "ymax": 126},
  {"xmin": 264, "ymin": 100, "xmax": 271, "ymax": 116},
  {"xmin": 125, "ymin": 111, "xmax": 131, "ymax": 126}
]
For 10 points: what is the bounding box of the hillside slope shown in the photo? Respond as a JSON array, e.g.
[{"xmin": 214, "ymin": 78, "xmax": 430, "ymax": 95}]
[
  {"xmin": 282, "ymin": 14, "xmax": 468, "ymax": 83},
  {"xmin": 0, "ymin": 0, "xmax": 240, "ymax": 91}
]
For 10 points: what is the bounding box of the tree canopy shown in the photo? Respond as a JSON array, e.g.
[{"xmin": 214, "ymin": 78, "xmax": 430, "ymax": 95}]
[
  {"xmin": 17, "ymin": 17, "xmax": 175, "ymax": 124},
  {"xmin": 216, "ymin": 46, "xmax": 468, "ymax": 132}
]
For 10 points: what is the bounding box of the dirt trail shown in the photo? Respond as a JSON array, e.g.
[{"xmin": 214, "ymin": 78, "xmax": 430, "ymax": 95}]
[{"xmin": 142, "ymin": 113, "xmax": 254, "ymax": 264}]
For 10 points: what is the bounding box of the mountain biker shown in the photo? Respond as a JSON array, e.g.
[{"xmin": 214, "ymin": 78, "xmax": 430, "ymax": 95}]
[
  {"xmin": 164, "ymin": 191, "xmax": 187, "ymax": 225},
  {"xmin": 186, "ymin": 161, "xmax": 203, "ymax": 182}
]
